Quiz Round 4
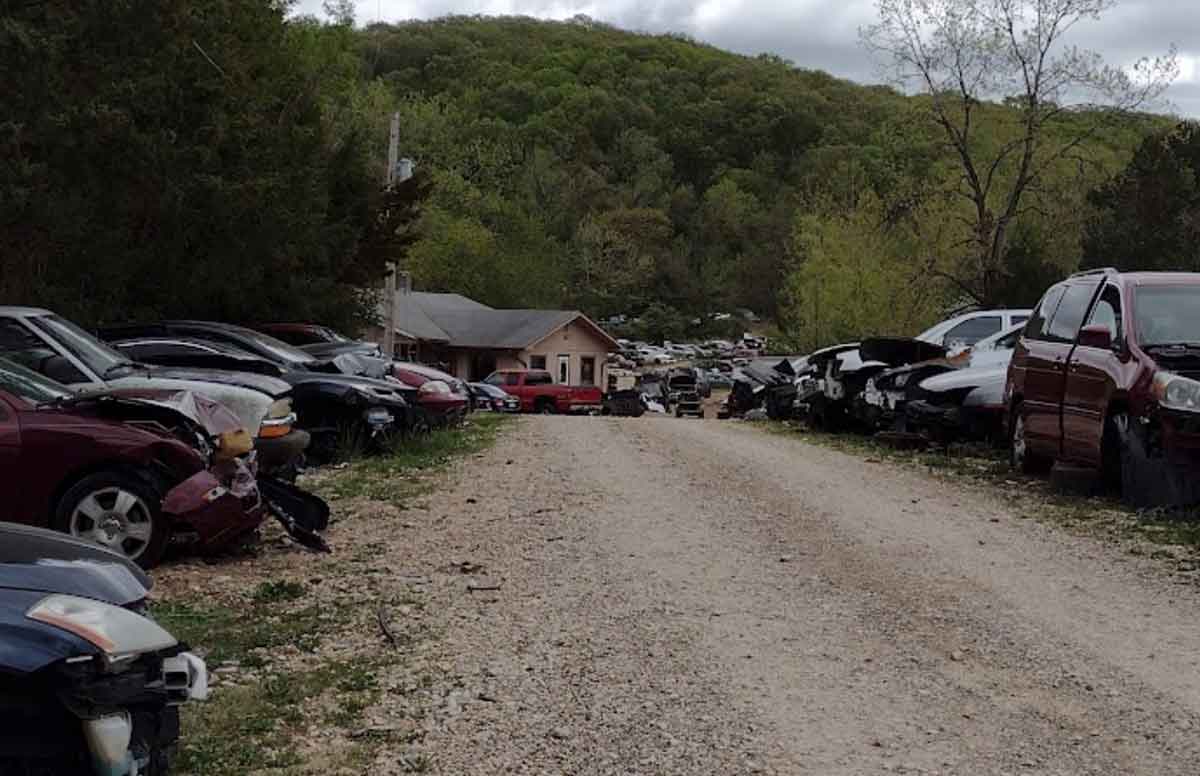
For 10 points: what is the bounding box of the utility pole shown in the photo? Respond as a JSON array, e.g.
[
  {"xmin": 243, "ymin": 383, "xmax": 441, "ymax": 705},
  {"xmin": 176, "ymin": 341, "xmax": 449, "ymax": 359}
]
[{"xmin": 382, "ymin": 111, "xmax": 401, "ymax": 359}]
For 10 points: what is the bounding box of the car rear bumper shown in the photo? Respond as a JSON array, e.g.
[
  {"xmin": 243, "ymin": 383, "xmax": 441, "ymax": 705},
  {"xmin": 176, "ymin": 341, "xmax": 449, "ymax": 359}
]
[{"xmin": 254, "ymin": 429, "xmax": 311, "ymax": 472}]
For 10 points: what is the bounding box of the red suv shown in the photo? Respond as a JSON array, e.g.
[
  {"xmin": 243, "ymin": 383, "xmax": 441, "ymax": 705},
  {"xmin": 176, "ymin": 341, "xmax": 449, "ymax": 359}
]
[{"xmin": 1006, "ymin": 269, "xmax": 1200, "ymax": 507}]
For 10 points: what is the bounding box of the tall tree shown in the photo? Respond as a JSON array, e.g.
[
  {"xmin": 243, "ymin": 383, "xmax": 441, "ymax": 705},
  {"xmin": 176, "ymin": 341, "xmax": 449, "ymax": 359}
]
[
  {"xmin": 1083, "ymin": 121, "xmax": 1200, "ymax": 272},
  {"xmin": 862, "ymin": 0, "xmax": 1176, "ymax": 305}
]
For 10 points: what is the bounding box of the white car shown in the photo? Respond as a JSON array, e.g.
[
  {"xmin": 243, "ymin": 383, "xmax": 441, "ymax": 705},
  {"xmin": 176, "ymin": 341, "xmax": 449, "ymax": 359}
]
[{"xmin": 917, "ymin": 309, "xmax": 1031, "ymax": 354}]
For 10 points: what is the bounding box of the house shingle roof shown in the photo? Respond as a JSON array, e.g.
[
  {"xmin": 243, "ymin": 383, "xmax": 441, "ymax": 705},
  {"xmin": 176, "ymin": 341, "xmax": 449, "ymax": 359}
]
[{"xmin": 381, "ymin": 292, "xmax": 616, "ymax": 350}]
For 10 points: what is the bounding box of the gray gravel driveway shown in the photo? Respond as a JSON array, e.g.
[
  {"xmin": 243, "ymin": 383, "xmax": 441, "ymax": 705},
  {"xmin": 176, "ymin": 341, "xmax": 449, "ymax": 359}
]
[{"xmin": 405, "ymin": 416, "xmax": 1200, "ymax": 775}]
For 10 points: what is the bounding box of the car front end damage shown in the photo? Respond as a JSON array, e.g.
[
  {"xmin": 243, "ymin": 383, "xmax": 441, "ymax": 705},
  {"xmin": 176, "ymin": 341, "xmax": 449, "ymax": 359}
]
[
  {"xmin": 0, "ymin": 524, "xmax": 207, "ymax": 776},
  {"xmin": 1112, "ymin": 368, "xmax": 1200, "ymax": 508},
  {"xmin": 71, "ymin": 389, "xmax": 269, "ymax": 558},
  {"xmin": 904, "ymin": 366, "xmax": 1010, "ymax": 446}
]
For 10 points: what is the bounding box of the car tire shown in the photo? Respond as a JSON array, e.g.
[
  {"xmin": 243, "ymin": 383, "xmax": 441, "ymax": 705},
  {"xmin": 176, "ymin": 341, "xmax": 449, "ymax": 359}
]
[
  {"xmin": 1008, "ymin": 407, "xmax": 1052, "ymax": 475},
  {"xmin": 537, "ymin": 400, "xmax": 556, "ymax": 415},
  {"xmin": 53, "ymin": 471, "xmax": 169, "ymax": 569}
]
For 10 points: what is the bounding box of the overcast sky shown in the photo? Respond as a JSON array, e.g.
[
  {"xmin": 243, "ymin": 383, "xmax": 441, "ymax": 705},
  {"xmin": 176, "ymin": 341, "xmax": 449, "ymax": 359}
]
[{"xmin": 296, "ymin": 0, "xmax": 1198, "ymax": 117}]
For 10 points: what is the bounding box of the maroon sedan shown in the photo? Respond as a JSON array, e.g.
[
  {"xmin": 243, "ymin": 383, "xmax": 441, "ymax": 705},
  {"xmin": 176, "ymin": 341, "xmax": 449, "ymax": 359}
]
[
  {"xmin": 388, "ymin": 362, "xmax": 470, "ymax": 424},
  {"xmin": 0, "ymin": 358, "xmax": 264, "ymax": 567}
]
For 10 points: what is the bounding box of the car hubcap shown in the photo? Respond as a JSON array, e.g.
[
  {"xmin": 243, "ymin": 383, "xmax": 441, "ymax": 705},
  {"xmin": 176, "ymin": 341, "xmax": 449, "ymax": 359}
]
[{"xmin": 70, "ymin": 487, "xmax": 152, "ymax": 560}]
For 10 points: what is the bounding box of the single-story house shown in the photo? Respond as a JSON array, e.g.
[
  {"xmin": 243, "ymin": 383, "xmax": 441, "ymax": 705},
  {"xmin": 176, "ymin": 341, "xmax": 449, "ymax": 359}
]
[{"xmin": 367, "ymin": 291, "xmax": 619, "ymax": 385}]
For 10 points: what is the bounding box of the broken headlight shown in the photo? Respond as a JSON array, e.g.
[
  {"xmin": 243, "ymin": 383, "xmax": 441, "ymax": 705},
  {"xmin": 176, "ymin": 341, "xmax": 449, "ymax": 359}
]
[
  {"xmin": 27, "ymin": 595, "xmax": 177, "ymax": 659},
  {"xmin": 1152, "ymin": 372, "xmax": 1200, "ymax": 413}
]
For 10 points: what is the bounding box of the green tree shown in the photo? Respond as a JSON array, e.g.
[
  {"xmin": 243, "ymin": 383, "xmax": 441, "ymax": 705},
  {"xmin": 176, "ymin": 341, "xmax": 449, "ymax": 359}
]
[
  {"xmin": 862, "ymin": 0, "xmax": 1176, "ymax": 305},
  {"xmin": 1083, "ymin": 122, "xmax": 1200, "ymax": 272}
]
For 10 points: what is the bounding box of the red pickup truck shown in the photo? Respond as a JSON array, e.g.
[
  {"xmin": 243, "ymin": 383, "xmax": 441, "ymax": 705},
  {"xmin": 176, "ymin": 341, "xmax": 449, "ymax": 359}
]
[{"xmin": 484, "ymin": 369, "xmax": 603, "ymax": 414}]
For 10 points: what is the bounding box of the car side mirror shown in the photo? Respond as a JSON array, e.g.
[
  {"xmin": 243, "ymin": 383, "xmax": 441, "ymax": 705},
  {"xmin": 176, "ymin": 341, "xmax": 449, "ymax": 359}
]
[{"xmin": 1077, "ymin": 324, "xmax": 1113, "ymax": 351}]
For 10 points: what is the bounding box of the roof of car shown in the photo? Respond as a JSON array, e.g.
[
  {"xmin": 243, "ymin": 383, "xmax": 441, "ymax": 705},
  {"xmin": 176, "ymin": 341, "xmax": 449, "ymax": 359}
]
[
  {"xmin": 112, "ymin": 335, "xmax": 260, "ymax": 357},
  {"xmin": 0, "ymin": 306, "xmax": 52, "ymax": 317},
  {"xmin": 1121, "ymin": 272, "xmax": 1200, "ymax": 285}
]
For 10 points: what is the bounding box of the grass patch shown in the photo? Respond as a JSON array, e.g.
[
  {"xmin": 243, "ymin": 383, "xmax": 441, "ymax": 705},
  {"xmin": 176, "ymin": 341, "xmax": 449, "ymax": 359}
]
[
  {"xmin": 154, "ymin": 600, "xmax": 342, "ymax": 665},
  {"xmin": 176, "ymin": 658, "xmax": 391, "ymax": 774},
  {"xmin": 252, "ymin": 580, "xmax": 306, "ymax": 604},
  {"xmin": 313, "ymin": 413, "xmax": 514, "ymax": 504}
]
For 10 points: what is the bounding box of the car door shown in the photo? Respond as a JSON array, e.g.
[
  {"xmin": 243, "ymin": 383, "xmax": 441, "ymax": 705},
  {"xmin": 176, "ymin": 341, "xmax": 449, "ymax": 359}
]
[
  {"xmin": 1016, "ymin": 284, "xmax": 1068, "ymax": 449},
  {"xmin": 1062, "ymin": 283, "xmax": 1123, "ymax": 465},
  {"xmin": 1029, "ymin": 280, "xmax": 1102, "ymax": 453}
]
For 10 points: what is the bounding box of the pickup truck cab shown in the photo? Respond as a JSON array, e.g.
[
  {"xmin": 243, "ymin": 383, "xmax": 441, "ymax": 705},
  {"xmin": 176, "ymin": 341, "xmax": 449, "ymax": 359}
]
[
  {"xmin": 484, "ymin": 369, "xmax": 603, "ymax": 414},
  {"xmin": 1006, "ymin": 269, "xmax": 1200, "ymax": 507}
]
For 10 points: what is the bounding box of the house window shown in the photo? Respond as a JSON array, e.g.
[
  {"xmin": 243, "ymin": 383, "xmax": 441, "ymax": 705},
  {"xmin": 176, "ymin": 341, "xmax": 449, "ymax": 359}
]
[
  {"xmin": 580, "ymin": 356, "xmax": 596, "ymax": 386},
  {"xmin": 557, "ymin": 355, "xmax": 570, "ymax": 384},
  {"xmin": 530, "ymin": 355, "xmax": 546, "ymax": 370}
]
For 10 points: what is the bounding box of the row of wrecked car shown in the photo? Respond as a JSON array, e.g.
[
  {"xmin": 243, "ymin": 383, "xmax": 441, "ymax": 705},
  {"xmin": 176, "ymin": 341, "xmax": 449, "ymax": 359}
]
[
  {"xmin": 723, "ymin": 269, "xmax": 1200, "ymax": 510},
  {"xmin": 0, "ymin": 307, "xmax": 508, "ymax": 773}
]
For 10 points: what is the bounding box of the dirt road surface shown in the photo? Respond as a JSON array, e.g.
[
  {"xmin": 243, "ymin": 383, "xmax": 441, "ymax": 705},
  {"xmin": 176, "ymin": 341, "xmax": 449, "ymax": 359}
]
[{"xmin": 395, "ymin": 416, "xmax": 1200, "ymax": 775}]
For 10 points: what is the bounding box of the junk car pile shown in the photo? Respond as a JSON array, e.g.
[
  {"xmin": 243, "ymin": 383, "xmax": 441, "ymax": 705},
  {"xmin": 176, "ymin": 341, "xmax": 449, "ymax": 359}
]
[
  {"xmin": 719, "ymin": 270, "xmax": 1200, "ymax": 510},
  {"xmin": 0, "ymin": 305, "xmax": 503, "ymax": 774}
]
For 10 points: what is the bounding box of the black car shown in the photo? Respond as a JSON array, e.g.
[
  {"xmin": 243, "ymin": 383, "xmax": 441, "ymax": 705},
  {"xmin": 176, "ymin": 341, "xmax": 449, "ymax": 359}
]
[
  {"xmin": 0, "ymin": 522, "xmax": 207, "ymax": 774},
  {"xmin": 101, "ymin": 323, "xmax": 427, "ymax": 461},
  {"xmin": 467, "ymin": 382, "xmax": 521, "ymax": 413}
]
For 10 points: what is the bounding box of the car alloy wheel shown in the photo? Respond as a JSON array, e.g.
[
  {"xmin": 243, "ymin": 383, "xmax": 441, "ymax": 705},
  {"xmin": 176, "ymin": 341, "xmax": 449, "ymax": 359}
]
[{"xmin": 69, "ymin": 486, "xmax": 155, "ymax": 561}]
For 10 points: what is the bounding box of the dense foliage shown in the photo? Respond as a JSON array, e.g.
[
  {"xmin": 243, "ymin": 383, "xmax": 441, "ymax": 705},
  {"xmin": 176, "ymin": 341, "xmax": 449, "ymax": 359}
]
[
  {"xmin": 0, "ymin": 1, "xmax": 399, "ymax": 329},
  {"xmin": 359, "ymin": 15, "xmax": 1163, "ymax": 348},
  {"xmin": 1, "ymin": 8, "xmax": 1174, "ymax": 346},
  {"xmin": 1084, "ymin": 121, "xmax": 1200, "ymax": 273}
]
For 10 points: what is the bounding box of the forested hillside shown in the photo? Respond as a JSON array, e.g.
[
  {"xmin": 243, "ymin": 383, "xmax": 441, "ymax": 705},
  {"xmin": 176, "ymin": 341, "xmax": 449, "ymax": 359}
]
[
  {"xmin": 0, "ymin": 7, "xmax": 1174, "ymax": 343},
  {"xmin": 358, "ymin": 15, "xmax": 1163, "ymax": 345}
]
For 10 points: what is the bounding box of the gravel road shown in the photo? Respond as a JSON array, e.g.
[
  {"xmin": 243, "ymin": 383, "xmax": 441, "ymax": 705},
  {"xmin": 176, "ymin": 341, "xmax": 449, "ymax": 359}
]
[{"xmin": 401, "ymin": 416, "xmax": 1200, "ymax": 775}]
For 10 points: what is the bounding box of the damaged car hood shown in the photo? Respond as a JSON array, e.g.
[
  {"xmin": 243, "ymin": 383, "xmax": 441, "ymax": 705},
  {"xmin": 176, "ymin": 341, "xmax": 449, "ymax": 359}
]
[
  {"xmin": 0, "ymin": 523, "xmax": 149, "ymax": 605},
  {"xmin": 919, "ymin": 365, "xmax": 1009, "ymax": 395},
  {"xmin": 145, "ymin": 366, "xmax": 290, "ymax": 397},
  {"xmin": 859, "ymin": 338, "xmax": 949, "ymax": 367},
  {"xmin": 52, "ymin": 387, "xmax": 243, "ymax": 438}
]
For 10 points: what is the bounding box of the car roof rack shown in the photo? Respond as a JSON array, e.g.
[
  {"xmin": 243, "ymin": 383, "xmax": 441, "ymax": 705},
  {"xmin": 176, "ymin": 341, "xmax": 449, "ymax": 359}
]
[{"xmin": 1069, "ymin": 267, "xmax": 1118, "ymax": 278}]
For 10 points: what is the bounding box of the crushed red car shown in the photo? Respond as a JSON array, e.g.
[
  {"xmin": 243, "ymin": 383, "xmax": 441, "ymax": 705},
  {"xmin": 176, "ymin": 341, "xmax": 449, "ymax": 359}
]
[
  {"xmin": 387, "ymin": 362, "xmax": 471, "ymax": 424},
  {"xmin": 0, "ymin": 357, "xmax": 265, "ymax": 567}
]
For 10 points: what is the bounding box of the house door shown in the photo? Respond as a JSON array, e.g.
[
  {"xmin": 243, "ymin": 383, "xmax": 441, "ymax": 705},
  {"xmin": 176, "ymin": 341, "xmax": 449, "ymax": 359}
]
[{"xmin": 557, "ymin": 355, "xmax": 570, "ymax": 384}]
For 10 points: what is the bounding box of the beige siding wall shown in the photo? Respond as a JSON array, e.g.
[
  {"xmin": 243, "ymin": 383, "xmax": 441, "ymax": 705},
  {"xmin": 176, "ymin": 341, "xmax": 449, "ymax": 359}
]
[{"xmin": 523, "ymin": 320, "xmax": 611, "ymax": 387}]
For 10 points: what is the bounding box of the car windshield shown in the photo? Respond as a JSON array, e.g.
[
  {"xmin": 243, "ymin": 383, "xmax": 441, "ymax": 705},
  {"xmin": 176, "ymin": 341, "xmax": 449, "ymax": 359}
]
[
  {"xmin": 0, "ymin": 357, "xmax": 73, "ymax": 402},
  {"xmin": 1135, "ymin": 286, "xmax": 1200, "ymax": 347},
  {"xmin": 25, "ymin": 314, "xmax": 133, "ymax": 377}
]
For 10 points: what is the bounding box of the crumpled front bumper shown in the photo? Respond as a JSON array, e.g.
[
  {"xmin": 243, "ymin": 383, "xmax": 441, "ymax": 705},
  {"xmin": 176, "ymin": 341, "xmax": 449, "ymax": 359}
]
[
  {"xmin": 162, "ymin": 458, "xmax": 265, "ymax": 551},
  {"xmin": 79, "ymin": 651, "xmax": 208, "ymax": 776}
]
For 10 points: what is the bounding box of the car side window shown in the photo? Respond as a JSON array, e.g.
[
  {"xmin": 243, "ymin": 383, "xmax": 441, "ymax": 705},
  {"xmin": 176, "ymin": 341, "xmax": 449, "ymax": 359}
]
[
  {"xmin": 0, "ymin": 319, "xmax": 87, "ymax": 383},
  {"xmin": 526, "ymin": 372, "xmax": 552, "ymax": 386},
  {"xmin": 943, "ymin": 316, "xmax": 1002, "ymax": 348},
  {"xmin": 1023, "ymin": 286, "xmax": 1067, "ymax": 342},
  {"xmin": 1084, "ymin": 285, "xmax": 1123, "ymax": 346},
  {"xmin": 1046, "ymin": 282, "xmax": 1100, "ymax": 343}
]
